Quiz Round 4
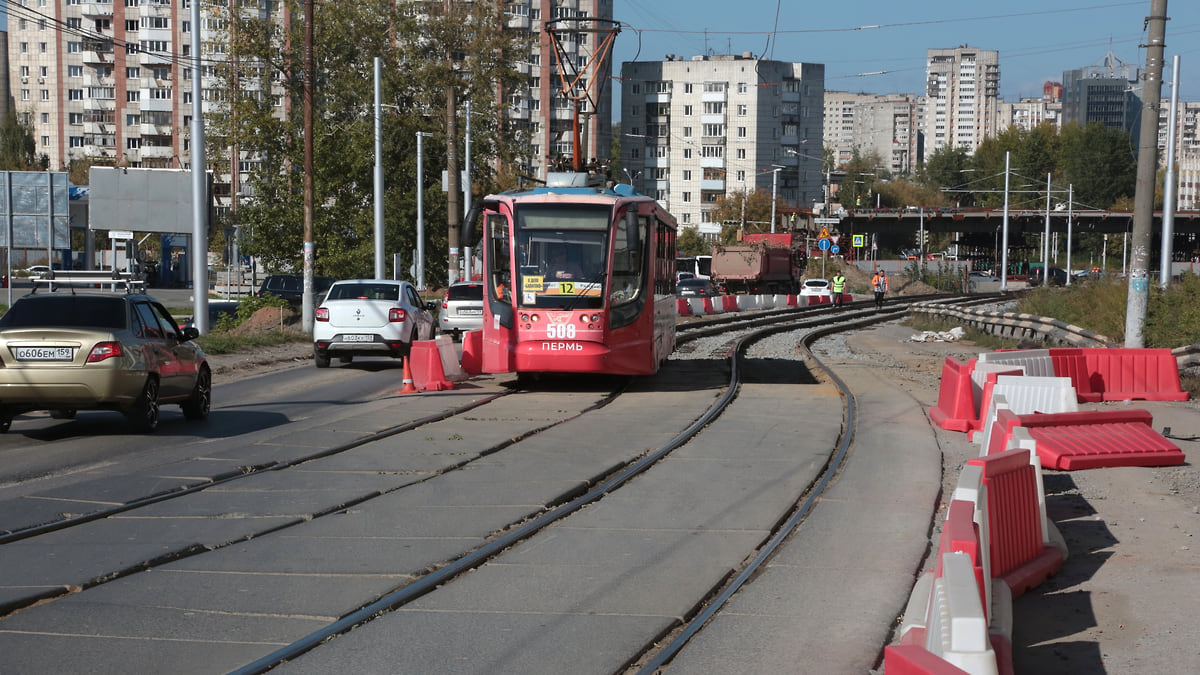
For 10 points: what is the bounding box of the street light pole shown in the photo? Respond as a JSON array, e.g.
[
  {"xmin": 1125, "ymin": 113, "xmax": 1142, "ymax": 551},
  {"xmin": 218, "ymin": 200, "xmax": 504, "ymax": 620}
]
[
  {"xmin": 416, "ymin": 132, "xmax": 433, "ymax": 291},
  {"xmin": 1000, "ymin": 151, "xmax": 1011, "ymax": 292},
  {"xmin": 770, "ymin": 168, "xmax": 779, "ymax": 233},
  {"xmin": 373, "ymin": 58, "xmax": 384, "ymax": 279}
]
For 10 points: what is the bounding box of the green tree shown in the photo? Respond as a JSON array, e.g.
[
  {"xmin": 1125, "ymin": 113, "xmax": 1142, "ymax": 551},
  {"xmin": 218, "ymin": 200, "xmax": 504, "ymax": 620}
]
[
  {"xmin": 0, "ymin": 108, "xmax": 38, "ymax": 171},
  {"xmin": 209, "ymin": 0, "xmax": 528, "ymax": 283},
  {"xmin": 1058, "ymin": 122, "xmax": 1136, "ymax": 209},
  {"xmin": 676, "ymin": 226, "xmax": 709, "ymax": 256},
  {"xmin": 710, "ymin": 188, "xmax": 774, "ymax": 242}
]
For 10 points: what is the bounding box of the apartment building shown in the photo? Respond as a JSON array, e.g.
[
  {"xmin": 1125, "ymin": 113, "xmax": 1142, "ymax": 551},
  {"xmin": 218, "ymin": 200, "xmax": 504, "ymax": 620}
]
[
  {"xmin": 503, "ymin": 0, "xmax": 613, "ymax": 180},
  {"xmin": 1061, "ymin": 51, "xmax": 1141, "ymax": 140},
  {"xmin": 621, "ymin": 54, "xmax": 824, "ymax": 237},
  {"xmin": 999, "ymin": 96, "xmax": 1062, "ymax": 133},
  {"xmin": 924, "ymin": 46, "xmax": 1000, "ymax": 155},
  {"xmin": 823, "ymin": 91, "xmax": 920, "ymax": 175},
  {"xmin": 6, "ymin": 0, "xmax": 210, "ymax": 173}
]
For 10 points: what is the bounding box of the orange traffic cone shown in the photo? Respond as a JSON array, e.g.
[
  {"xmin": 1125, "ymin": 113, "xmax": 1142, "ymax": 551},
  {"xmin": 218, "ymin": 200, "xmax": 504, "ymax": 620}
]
[{"xmin": 397, "ymin": 356, "xmax": 419, "ymax": 395}]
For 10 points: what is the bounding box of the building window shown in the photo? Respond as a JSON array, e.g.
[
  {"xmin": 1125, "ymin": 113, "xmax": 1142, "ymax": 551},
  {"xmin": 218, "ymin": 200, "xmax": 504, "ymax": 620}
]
[
  {"xmin": 737, "ymin": 104, "xmax": 747, "ymax": 116},
  {"xmin": 40, "ymin": 90, "xmax": 50, "ymax": 101},
  {"xmin": 682, "ymin": 170, "xmax": 691, "ymax": 181},
  {"xmin": 684, "ymin": 105, "xmax": 693, "ymax": 115},
  {"xmin": 127, "ymin": 91, "xmax": 140, "ymax": 102},
  {"xmin": 19, "ymin": 66, "xmax": 29, "ymax": 78},
  {"xmin": 683, "ymin": 149, "xmax": 692, "ymax": 159},
  {"xmin": 69, "ymin": 89, "xmax": 83, "ymax": 100},
  {"xmin": 682, "ymin": 127, "xmax": 692, "ymax": 137},
  {"xmin": 736, "ymin": 170, "xmax": 745, "ymax": 181},
  {"xmin": 127, "ymin": 138, "xmax": 141, "ymax": 149},
  {"xmin": 682, "ymin": 192, "xmax": 691, "ymax": 202},
  {"xmin": 69, "ymin": 113, "xmax": 83, "ymax": 124},
  {"xmin": 41, "ymin": 113, "xmax": 50, "ymax": 124},
  {"xmin": 736, "ymin": 148, "xmax": 746, "ymax": 159},
  {"xmin": 70, "ymin": 137, "xmax": 84, "ymax": 148},
  {"xmin": 20, "ymin": 90, "xmax": 30, "ymax": 101},
  {"xmin": 737, "ymin": 82, "xmax": 748, "ymax": 94},
  {"xmin": 41, "ymin": 136, "xmax": 49, "ymax": 147}
]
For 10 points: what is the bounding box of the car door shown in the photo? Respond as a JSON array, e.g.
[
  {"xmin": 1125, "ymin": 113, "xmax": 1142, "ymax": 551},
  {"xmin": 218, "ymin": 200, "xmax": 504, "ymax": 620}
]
[
  {"xmin": 405, "ymin": 285, "xmax": 433, "ymax": 340},
  {"xmin": 151, "ymin": 302, "xmax": 201, "ymax": 399}
]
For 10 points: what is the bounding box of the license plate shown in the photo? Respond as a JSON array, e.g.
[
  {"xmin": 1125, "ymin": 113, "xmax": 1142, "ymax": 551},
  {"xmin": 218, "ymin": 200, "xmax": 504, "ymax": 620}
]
[
  {"xmin": 459, "ymin": 308, "xmax": 482, "ymax": 316},
  {"xmin": 342, "ymin": 334, "xmax": 374, "ymax": 343},
  {"xmin": 14, "ymin": 347, "xmax": 74, "ymax": 361}
]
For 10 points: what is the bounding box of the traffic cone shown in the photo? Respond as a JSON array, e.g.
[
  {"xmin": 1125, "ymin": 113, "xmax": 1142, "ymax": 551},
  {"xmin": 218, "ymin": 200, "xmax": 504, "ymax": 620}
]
[{"xmin": 397, "ymin": 355, "xmax": 419, "ymax": 394}]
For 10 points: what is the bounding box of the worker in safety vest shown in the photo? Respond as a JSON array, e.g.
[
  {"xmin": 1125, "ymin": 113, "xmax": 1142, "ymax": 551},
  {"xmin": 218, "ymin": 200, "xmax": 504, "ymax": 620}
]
[
  {"xmin": 871, "ymin": 270, "xmax": 889, "ymax": 308},
  {"xmin": 830, "ymin": 272, "xmax": 847, "ymax": 306}
]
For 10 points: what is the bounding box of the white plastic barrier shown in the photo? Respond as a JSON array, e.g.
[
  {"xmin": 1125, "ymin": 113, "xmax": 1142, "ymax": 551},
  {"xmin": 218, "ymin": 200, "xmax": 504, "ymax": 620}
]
[
  {"xmin": 756, "ymin": 294, "xmax": 775, "ymax": 309},
  {"xmin": 974, "ymin": 376, "xmax": 1077, "ymax": 445},
  {"xmin": 926, "ymin": 552, "xmax": 1000, "ymax": 675},
  {"xmin": 736, "ymin": 294, "xmax": 760, "ymax": 311},
  {"xmin": 970, "ymin": 363, "xmax": 1026, "ymax": 416},
  {"xmin": 435, "ymin": 334, "xmax": 469, "ymax": 382},
  {"xmin": 978, "ymin": 349, "xmax": 1055, "ymax": 377},
  {"xmin": 687, "ymin": 298, "xmax": 707, "ymax": 315}
]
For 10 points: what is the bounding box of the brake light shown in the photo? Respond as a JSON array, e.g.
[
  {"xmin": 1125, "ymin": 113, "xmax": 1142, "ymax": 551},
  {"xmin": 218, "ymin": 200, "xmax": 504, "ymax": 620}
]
[
  {"xmin": 441, "ymin": 300, "xmax": 449, "ymax": 309},
  {"xmin": 316, "ymin": 307, "xmax": 329, "ymax": 322},
  {"xmin": 388, "ymin": 308, "xmax": 407, "ymax": 322},
  {"xmin": 87, "ymin": 341, "xmax": 123, "ymax": 363}
]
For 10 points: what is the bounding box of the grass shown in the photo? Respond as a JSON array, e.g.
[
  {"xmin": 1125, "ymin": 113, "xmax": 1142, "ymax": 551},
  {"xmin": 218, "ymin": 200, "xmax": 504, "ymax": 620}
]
[{"xmin": 194, "ymin": 330, "xmax": 308, "ymax": 355}]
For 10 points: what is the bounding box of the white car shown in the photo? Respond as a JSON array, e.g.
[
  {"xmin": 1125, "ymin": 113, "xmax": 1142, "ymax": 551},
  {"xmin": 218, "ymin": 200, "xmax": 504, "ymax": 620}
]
[
  {"xmin": 312, "ymin": 279, "xmax": 435, "ymax": 368},
  {"xmin": 799, "ymin": 278, "xmax": 832, "ymax": 299}
]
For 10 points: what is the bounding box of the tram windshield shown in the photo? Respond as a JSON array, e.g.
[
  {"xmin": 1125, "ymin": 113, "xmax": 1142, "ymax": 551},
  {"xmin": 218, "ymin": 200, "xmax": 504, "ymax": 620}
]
[{"xmin": 513, "ymin": 204, "xmax": 611, "ymax": 310}]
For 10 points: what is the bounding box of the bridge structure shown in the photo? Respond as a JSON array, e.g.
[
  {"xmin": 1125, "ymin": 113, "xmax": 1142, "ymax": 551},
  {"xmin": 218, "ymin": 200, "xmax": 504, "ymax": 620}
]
[{"xmin": 807, "ymin": 208, "xmax": 1200, "ymax": 264}]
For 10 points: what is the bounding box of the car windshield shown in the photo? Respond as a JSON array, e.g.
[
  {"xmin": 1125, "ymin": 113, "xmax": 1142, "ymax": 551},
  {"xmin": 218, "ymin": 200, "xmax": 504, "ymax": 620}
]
[
  {"xmin": 326, "ymin": 283, "xmax": 400, "ymax": 301},
  {"xmin": 0, "ymin": 295, "xmax": 127, "ymax": 329}
]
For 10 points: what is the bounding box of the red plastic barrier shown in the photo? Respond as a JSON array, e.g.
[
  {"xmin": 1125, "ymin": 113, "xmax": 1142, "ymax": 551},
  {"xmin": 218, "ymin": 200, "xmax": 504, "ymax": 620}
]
[
  {"xmin": 1050, "ymin": 347, "xmax": 1187, "ymax": 402},
  {"xmin": 460, "ymin": 330, "xmax": 482, "ymax": 375},
  {"xmin": 409, "ymin": 340, "xmax": 453, "ymax": 391},
  {"xmin": 929, "ymin": 357, "xmax": 977, "ymax": 432},
  {"xmin": 994, "ymin": 408, "xmax": 1184, "ymax": 470},
  {"xmin": 721, "ymin": 295, "xmax": 740, "ymax": 312},
  {"xmin": 702, "ymin": 297, "xmax": 717, "ymax": 314},
  {"xmin": 676, "ymin": 298, "xmax": 691, "ymax": 316},
  {"xmin": 883, "ymin": 645, "xmax": 972, "ymax": 675},
  {"xmin": 785, "ymin": 294, "xmax": 799, "ymax": 306},
  {"xmin": 807, "ymin": 295, "xmax": 831, "ymax": 306},
  {"xmin": 1047, "ymin": 349, "xmax": 1101, "ymax": 402},
  {"xmin": 968, "ymin": 449, "xmax": 1063, "ymax": 598}
]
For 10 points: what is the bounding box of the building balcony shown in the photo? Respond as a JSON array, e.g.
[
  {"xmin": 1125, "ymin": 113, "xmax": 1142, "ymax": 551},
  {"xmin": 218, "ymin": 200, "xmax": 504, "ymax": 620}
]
[
  {"xmin": 83, "ymin": 122, "xmax": 112, "ymax": 135},
  {"xmin": 140, "ymin": 124, "xmax": 174, "ymax": 136},
  {"xmin": 646, "ymin": 93, "xmax": 670, "ymax": 104},
  {"xmin": 700, "ymin": 136, "xmax": 726, "ymax": 145},
  {"xmin": 82, "ymin": 50, "xmax": 115, "ymax": 65},
  {"xmin": 700, "ymin": 179, "xmax": 725, "ymax": 191},
  {"xmin": 80, "ymin": 1, "xmax": 114, "ymax": 18},
  {"xmin": 83, "ymin": 74, "xmax": 115, "ymax": 88},
  {"xmin": 139, "ymin": 51, "xmax": 173, "ymax": 66},
  {"xmin": 701, "ymin": 91, "xmax": 727, "ymax": 103},
  {"xmin": 700, "ymin": 157, "xmax": 725, "ymax": 169},
  {"xmin": 507, "ymin": 106, "xmax": 530, "ymax": 120},
  {"xmin": 83, "ymin": 98, "xmax": 117, "ymax": 112},
  {"xmin": 700, "ymin": 114, "xmax": 725, "ymax": 125},
  {"xmin": 140, "ymin": 97, "xmax": 174, "ymax": 112},
  {"xmin": 140, "ymin": 145, "xmax": 175, "ymax": 159},
  {"xmin": 506, "ymin": 14, "xmax": 530, "ymax": 29}
]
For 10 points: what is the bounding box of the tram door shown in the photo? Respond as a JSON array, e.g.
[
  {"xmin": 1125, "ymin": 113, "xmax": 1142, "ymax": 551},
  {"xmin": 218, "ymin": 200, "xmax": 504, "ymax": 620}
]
[{"xmin": 481, "ymin": 211, "xmax": 517, "ymax": 373}]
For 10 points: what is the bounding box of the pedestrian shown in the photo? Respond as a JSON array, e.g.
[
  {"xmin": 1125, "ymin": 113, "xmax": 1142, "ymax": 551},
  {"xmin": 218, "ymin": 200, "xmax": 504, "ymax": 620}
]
[
  {"xmin": 830, "ymin": 271, "xmax": 847, "ymax": 306},
  {"xmin": 872, "ymin": 270, "xmax": 889, "ymax": 308}
]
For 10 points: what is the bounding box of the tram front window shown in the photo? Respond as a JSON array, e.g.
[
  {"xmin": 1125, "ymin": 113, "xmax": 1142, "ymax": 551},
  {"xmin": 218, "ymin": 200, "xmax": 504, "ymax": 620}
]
[{"xmin": 514, "ymin": 205, "xmax": 609, "ymax": 310}]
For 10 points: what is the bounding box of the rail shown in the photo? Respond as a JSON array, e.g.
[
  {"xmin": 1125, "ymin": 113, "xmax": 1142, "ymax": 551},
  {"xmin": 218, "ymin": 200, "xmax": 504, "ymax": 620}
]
[{"xmin": 908, "ymin": 300, "xmax": 1116, "ymax": 348}]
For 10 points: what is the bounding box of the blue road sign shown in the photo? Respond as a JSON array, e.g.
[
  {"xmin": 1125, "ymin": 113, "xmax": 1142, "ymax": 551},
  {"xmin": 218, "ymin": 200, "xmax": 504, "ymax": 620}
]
[
  {"xmin": 818, "ymin": 238, "xmax": 831, "ymax": 251},
  {"xmin": 831, "ymin": 245, "xmax": 840, "ymax": 255}
]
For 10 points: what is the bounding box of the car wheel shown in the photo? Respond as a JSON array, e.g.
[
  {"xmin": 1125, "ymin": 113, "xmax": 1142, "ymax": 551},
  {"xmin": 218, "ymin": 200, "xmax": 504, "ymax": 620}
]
[
  {"xmin": 339, "ymin": 355, "xmax": 354, "ymax": 364},
  {"xmin": 314, "ymin": 347, "xmax": 331, "ymax": 368},
  {"xmin": 181, "ymin": 367, "xmax": 212, "ymax": 420},
  {"xmin": 127, "ymin": 378, "xmax": 160, "ymax": 433},
  {"xmin": 49, "ymin": 409, "xmax": 78, "ymax": 420},
  {"xmin": 0, "ymin": 416, "xmax": 10, "ymax": 433}
]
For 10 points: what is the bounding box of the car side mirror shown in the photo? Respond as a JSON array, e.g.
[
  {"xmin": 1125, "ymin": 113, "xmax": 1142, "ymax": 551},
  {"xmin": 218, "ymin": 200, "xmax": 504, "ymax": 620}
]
[
  {"xmin": 425, "ymin": 301, "xmax": 436, "ymax": 311},
  {"xmin": 180, "ymin": 326, "xmax": 200, "ymax": 342}
]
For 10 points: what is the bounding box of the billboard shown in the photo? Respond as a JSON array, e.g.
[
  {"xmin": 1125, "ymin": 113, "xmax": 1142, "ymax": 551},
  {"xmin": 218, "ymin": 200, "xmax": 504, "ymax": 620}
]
[
  {"xmin": 0, "ymin": 171, "xmax": 70, "ymax": 248},
  {"xmin": 88, "ymin": 167, "xmax": 203, "ymax": 234}
]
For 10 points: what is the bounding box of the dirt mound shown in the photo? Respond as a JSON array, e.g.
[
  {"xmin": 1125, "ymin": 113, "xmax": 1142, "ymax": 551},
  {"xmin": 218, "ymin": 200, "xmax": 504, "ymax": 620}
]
[{"xmin": 228, "ymin": 306, "xmax": 304, "ymax": 337}]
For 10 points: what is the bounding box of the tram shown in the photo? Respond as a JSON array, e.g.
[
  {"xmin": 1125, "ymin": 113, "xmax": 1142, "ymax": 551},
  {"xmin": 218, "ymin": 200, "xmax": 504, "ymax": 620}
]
[{"xmin": 462, "ymin": 172, "xmax": 678, "ymax": 376}]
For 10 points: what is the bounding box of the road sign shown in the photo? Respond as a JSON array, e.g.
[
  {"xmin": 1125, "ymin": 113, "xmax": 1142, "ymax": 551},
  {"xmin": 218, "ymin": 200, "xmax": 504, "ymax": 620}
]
[
  {"xmin": 818, "ymin": 227, "xmax": 831, "ymax": 239},
  {"xmin": 852, "ymin": 234, "xmax": 865, "ymax": 248},
  {"xmin": 817, "ymin": 238, "xmax": 831, "ymax": 251},
  {"xmin": 109, "ymin": 230, "xmax": 134, "ymax": 240},
  {"xmin": 814, "ymin": 218, "xmax": 840, "ymax": 224},
  {"xmin": 830, "ymin": 235, "xmax": 840, "ymax": 244},
  {"xmin": 831, "ymin": 245, "xmax": 840, "ymax": 255}
]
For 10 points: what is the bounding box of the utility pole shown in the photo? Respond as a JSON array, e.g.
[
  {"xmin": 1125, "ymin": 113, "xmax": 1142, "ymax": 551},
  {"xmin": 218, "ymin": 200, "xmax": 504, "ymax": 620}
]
[
  {"xmin": 1160, "ymin": 54, "xmax": 1181, "ymax": 288},
  {"xmin": 301, "ymin": 0, "xmax": 316, "ymax": 331},
  {"xmin": 444, "ymin": 0, "xmax": 461, "ymax": 287},
  {"xmin": 1126, "ymin": 0, "xmax": 1168, "ymax": 348}
]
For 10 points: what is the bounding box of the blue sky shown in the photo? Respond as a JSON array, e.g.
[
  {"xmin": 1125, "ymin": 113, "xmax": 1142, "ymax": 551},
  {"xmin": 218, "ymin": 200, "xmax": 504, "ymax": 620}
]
[{"xmin": 613, "ymin": 0, "xmax": 1200, "ymax": 104}]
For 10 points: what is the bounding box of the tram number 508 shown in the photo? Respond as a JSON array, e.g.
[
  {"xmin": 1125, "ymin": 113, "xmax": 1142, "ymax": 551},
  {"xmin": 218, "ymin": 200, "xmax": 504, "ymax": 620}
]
[{"xmin": 547, "ymin": 323, "xmax": 577, "ymax": 339}]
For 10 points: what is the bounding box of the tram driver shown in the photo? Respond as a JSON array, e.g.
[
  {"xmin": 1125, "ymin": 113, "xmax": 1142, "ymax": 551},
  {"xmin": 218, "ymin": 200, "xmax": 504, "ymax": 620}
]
[{"xmin": 547, "ymin": 248, "xmax": 584, "ymax": 281}]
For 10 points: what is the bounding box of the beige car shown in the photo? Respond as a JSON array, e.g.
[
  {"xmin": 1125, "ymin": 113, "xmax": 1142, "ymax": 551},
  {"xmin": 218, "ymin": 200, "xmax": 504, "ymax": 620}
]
[{"xmin": 0, "ymin": 290, "xmax": 210, "ymax": 433}]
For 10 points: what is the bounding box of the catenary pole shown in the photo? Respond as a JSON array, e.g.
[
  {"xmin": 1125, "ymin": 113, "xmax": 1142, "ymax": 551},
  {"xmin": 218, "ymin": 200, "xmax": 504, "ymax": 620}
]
[
  {"xmin": 1125, "ymin": 0, "xmax": 1168, "ymax": 348},
  {"xmin": 1160, "ymin": 54, "xmax": 1181, "ymax": 287},
  {"xmin": 190, "ymin": 0, "xmax": 209, "ymax": 333},
  {"xmin": 373, "ymin": 58, "xmax": 385, "ymax": 280}
]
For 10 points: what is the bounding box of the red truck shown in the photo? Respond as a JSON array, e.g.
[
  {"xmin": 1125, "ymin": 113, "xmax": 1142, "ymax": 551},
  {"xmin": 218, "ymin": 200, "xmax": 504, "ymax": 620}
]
[{"xmin": 710, "ymin": 235, "xmax": 808, "ymax": 294}]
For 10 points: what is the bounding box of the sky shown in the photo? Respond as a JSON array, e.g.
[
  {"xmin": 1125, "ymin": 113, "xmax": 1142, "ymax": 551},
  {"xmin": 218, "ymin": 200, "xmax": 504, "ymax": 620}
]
[{"xmin": 611, "ymin": 0, "xmax": 1200, "ymax": 111}]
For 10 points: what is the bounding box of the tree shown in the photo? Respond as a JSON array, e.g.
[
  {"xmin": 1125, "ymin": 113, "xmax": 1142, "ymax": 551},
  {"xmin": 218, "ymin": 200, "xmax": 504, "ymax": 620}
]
[
  {"xmin": 710, "ymin": 188, "xmax": 774, "ymax": 242},
  {"xmin": 209, "ymin": 0, "xmax": 529, "ymax": 283},
  {"xmin": 676, "ymin": 226, "xmax": 709, "ymax": 256},
  {"xmin": 0, "ymin": 108, "xmax": 38, "ymax": 171},
  {"xmin": 1058, "ymin": 122, "xmax": 1136, "ymax": 209}
]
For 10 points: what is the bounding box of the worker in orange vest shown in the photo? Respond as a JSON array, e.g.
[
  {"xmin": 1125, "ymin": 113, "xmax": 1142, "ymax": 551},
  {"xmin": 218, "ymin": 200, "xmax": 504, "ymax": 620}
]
[{"xmin": 871, "ymin": 270, "xmax": 889, "ymax": 308}]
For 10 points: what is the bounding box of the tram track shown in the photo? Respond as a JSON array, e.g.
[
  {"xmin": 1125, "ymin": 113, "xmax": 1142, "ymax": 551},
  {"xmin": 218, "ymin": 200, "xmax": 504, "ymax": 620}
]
[{"xmin": 0, "ymin": 292, "xmax": 996, "ymax": 673}]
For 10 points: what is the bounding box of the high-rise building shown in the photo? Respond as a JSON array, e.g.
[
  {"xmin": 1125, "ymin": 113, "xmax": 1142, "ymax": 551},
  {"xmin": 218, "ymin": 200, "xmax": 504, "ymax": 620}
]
[
  {"xmin": 503, "ymin": 0, "xmax": 614, "ymax": 180},
  {"xmin": 923, "ymin": 46, "xmax": 1000, "ymax": 155},
  {"xmin": 1061, "ymin": 51, "xmax": 1141, "ymax": 139},
  {"xmin": 824, "ymin": 92, "xmax": 920, "ymax": 175},
  {"xmin": 621, "ymin": 54, "xmax": 824, "ymax": 237}
]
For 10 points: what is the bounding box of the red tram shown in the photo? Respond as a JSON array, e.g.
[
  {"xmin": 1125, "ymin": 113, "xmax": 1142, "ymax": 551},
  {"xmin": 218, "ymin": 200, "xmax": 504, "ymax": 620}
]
[{"xmin": 463, "ymin": 172, "xmax": 677, "ymax": 376}]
